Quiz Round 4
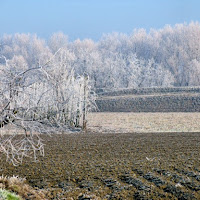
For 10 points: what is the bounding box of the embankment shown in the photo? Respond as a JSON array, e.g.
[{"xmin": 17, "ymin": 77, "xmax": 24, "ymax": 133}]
[{"xmin": 95, "ymin": 87, "xmax": 200, "ymax": 112}]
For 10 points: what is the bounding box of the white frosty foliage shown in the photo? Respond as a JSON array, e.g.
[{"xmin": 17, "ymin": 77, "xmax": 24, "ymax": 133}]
[{"xmin": 0, "ymin": 51, "xmax": 95, "ymax": 165}]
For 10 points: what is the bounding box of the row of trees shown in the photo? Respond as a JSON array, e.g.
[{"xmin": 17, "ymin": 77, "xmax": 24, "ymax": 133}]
[{"xmin": 1, "ymin": 22, "xmax": 200, "ymax": 89}]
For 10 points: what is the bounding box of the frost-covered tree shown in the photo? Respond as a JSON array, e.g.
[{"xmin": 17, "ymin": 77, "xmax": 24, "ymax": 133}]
[
  {"xmin": 1, "ymin": 22, "xmax": 200, "ymax": 90},
  {"xmin": 0, "ymin": 33, "xmax": 52, "ymax": 68},
  {"xmin": 48, "ymin": 32, "xmax": 68, "ymax": 53},
  {"xmin": 0, "ymin": 51, "xmax": 95, "ymax": 165}
]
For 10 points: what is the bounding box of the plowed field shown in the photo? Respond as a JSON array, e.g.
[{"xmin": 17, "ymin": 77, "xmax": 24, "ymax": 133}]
[{"xmin": 1, "ymin": 131, "xmax": 200, "ymax": 199}]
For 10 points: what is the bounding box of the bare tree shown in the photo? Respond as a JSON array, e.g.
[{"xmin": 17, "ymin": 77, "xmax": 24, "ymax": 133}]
[{"xmin": 0, "ymin": 51, "xmax": 96, "ymax": 166}]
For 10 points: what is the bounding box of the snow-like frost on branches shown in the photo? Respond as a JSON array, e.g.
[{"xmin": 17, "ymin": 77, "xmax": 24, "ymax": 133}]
[{"xmin": 0, "ymin": 52, "xmax": 96, "ymax": 165}]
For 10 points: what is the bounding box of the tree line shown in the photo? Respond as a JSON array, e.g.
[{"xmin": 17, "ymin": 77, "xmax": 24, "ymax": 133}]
[{"xmin": 1, "ymin": 22, "xmax": 200, "ymax": 90}]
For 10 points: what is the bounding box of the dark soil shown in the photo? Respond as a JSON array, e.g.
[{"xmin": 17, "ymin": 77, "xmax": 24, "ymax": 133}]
[
  {"xmin": 96, "ymin": 94, "xmax": 200, "ymax": 112},
  {"xmin": 1, "ymin": 132, "xmax": 200, "ymax": 199},
  {"xmin": 96, "ymin": 87, "xmax": 200, "ymax": 112}
]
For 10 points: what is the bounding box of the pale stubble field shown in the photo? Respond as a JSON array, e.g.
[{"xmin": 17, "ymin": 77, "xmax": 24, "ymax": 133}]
[{"xmin": 88, "ymin": 112, "xmax": 200, "ymax": 133}]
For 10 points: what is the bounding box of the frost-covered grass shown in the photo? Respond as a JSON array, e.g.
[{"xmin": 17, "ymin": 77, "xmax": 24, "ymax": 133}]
[
  {"xmin": 0, "ymin": 176, "xmax": 46, "ymax": 200},
  {"xmin": 88, "ymin": 112, "xmax": 200, "ymax": 133}
]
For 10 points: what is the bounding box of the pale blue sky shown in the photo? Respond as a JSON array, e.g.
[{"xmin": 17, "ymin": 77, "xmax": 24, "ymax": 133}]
[{"xmin": 0, "ymin": 0, "xmax": 200, "ymax": 41}]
